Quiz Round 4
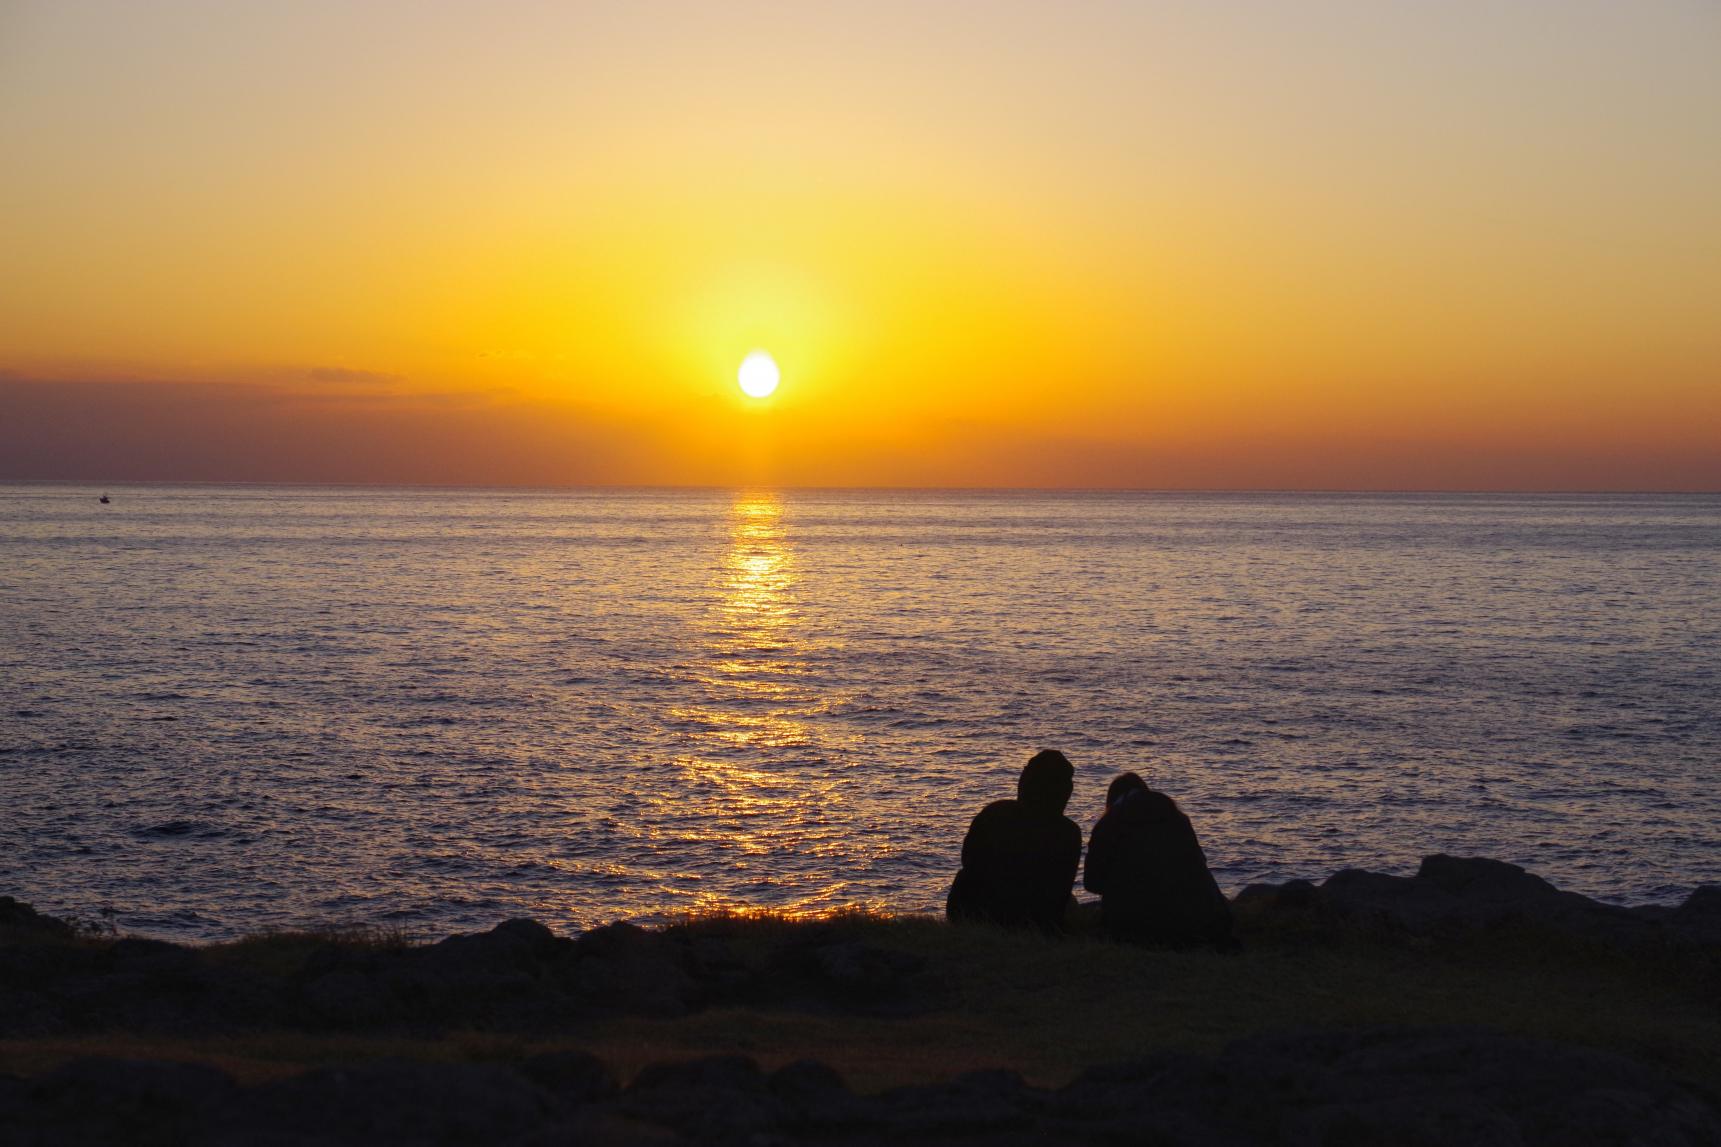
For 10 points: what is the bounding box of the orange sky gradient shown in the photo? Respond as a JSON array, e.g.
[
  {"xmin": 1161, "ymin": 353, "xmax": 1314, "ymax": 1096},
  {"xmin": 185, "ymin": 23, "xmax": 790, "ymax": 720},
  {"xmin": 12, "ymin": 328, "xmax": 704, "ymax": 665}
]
[{"xmin": 2, "ymin": 1, "xmax": 1718, "ymax": 489}]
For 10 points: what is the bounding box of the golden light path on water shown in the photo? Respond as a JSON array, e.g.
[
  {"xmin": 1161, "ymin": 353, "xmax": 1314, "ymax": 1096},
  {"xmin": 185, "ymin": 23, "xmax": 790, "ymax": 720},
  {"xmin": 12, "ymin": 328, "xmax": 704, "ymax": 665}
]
[{"xmin": 657, "ymin": 492, "xmax": 874, "ymax": 920}]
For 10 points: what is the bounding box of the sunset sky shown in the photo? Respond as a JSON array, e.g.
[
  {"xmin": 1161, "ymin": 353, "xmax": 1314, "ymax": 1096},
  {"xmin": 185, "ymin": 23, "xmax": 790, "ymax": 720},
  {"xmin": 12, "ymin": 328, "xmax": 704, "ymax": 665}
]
[{"xmin": 2, "ymin": 0, "xmax": 1718, "ymax": 489}]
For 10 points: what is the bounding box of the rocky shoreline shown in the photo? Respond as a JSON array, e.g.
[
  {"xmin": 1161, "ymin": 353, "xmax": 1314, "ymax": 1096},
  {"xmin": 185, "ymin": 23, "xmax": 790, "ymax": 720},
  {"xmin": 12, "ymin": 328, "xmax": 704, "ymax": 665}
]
[
  {"xmin": 7, "ymin": 1026, "xmax": 1718, "ymax": 1146},
  {"xmin": 3, "ymin": 855, "xmax": 1718, "ymax": 1144},
  {"xmin": 1236, "ymin": 852, "xmax": 1721, "ymax": 948}
]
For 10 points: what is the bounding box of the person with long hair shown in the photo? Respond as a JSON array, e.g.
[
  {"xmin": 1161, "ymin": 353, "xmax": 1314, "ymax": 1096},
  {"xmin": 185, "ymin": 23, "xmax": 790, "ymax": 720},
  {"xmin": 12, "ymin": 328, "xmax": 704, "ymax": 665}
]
[{"xmin": 1083, "ymin": 772, "xmax": 1234, "ymax": 948}]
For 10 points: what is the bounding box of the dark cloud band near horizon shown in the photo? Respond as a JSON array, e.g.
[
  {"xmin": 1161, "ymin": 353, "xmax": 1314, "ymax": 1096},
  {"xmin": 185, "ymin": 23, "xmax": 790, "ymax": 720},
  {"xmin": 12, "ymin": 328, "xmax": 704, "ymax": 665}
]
[{"xmin": 1, "ymin": 377, "xmax": 1717, "ymax": 492}]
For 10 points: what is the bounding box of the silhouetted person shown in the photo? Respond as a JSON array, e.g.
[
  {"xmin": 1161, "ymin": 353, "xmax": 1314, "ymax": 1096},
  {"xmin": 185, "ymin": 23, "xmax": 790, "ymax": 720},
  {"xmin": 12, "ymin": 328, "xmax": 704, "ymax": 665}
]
[
  {"xmin": 1083, "ymin": 772, "xmax": 1234, "ymax": 948},
  {"xmin": 946, "ymin": 749, "xmax": 1083, "ymax": 932}
]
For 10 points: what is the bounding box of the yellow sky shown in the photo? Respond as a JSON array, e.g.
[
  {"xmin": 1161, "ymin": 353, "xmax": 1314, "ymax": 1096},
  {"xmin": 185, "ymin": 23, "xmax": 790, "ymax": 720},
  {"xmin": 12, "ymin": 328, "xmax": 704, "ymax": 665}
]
[{"xmin": 2, "ymin": 1, "xmax": 1718, "ymax": 487}]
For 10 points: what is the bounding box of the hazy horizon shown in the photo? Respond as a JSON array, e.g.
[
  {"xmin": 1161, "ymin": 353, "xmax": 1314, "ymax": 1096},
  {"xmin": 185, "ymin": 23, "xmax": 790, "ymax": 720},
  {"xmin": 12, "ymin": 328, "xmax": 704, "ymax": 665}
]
[{"xmin": 9, "ymin": 478, "xmax": 1721, "ymax": 497}]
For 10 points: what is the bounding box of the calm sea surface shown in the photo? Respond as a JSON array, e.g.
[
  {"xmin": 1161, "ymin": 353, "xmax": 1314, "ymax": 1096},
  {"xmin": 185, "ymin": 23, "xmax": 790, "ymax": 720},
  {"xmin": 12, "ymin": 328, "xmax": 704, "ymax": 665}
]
[{"xmin": 2, "ymin": 485, "xmax": 1718, "ymax": 940}]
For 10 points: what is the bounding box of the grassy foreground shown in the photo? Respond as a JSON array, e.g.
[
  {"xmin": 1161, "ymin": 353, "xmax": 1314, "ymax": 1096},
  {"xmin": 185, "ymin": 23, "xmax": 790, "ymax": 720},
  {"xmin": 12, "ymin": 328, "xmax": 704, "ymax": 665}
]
[{"xmin": 2, "ymin": 906, "xmax": 1716, "ymax": 1097}]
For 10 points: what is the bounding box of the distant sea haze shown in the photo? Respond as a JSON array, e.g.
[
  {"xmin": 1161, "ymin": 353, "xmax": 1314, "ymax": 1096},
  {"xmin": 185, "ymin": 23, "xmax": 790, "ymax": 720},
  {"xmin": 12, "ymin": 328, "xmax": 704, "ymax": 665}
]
[{"xmin": 2, "ymin": 485, "xmax": 1717, "ymax": 941}]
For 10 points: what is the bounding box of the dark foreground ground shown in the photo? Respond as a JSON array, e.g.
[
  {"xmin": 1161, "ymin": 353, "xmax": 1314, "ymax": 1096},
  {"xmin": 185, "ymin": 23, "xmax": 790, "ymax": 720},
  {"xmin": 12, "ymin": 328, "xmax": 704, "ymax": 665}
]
[{"xmin": 3, "ymin": 855, "xmax": 1718, "ymax": 1145}]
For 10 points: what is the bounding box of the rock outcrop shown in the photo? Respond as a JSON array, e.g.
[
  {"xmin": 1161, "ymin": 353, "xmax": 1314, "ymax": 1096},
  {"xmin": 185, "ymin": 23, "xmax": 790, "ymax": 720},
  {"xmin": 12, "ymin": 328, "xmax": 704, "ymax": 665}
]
[
  {"xmin": 0, "ymin": 909, "xmax": 951, "ymax": 1037},
  {"xmin": 1235, "ymin": 854, "xmax": 1721, "ymax": 949},
  {"xmin": 0, "ymin": 896, "xmax": 73, "ymax": 939}
]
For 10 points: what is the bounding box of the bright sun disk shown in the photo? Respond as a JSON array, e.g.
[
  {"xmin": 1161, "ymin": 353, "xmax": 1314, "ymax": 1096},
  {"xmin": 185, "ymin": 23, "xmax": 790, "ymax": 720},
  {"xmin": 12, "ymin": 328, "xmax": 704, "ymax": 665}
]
[{"xmin": 738, "ymin": 351, "xmax": 780, "ymax": 398}]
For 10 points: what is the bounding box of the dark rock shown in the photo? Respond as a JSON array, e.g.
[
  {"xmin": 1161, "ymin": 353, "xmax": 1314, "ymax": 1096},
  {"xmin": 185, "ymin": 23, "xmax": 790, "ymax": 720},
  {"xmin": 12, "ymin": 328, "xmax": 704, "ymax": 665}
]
[
  {"xmin": 296, "ymin": 921, "xmax": 584, "ymax": 1031},
  {"xmin": 2, "ymin": 1027, "xmax": 1716, "ymax": 1146},
  {"xmin": 238, "ymin": 1059, "xmax": 559, "ymax": 1146},
  {"xmin": 56, "ymin": 970, "xmax": 205, "ymax": 1031},
  {"xmin": 1321, "ymin": 868, "xmax": 1454, "ymax": 932},
  {"xmin": 1285, "ymin": 1093, "xmax": 1524, "ymax": 1146},
  {"xmin": 519, "ymin": 1049, "xmax": 618, "ymax": 1104},
  {"xmin": 687, "ymin": 935, "xmax": 752, "ymax": 996},
  {"xmin": 792, "ymin": 940, "xmax": 951, "ymax": 1015},
  {"xmin": 628, "ymin": 1054, "xmax": 766, "ymax": 1095},
  {"xmin": 110, "ymin": 936, "xmax": 203, "ymax": 978},
  {"xmin": 571, "ymin": 923, "xmax": 700, "ymax": 1017},
  {"xmin": 1047, "ymin": 1028, "xmax": 1721, "ymax": 1145},
  {"xmin": 1048, "ymin": 1053, "xmax": 1232, "ymax": 1145},
  {"xmin": 574, "ymin": 920, "xmax": 656, "ymax": 959},
  {"xmin": 65, "ymin": 957, "xmax": 279, "ymax": 1034},
  {"xmin": 1671, "ymin": 885, "xmax": 1721, "ymax": 946},
  {"xmin": 1232, "ymin": 879, "xmax": 1334, "ymax": 941},
  {"xmin": 0, "ymin": 896, "xmax": 74, "ymax": 939},
  {"xmin": 1234, "ymin": 878, "xmax": 1322, "ymax": 910},
  {"xmin": 769, "ymin": 1057, "xmax": 847, "ymax": 1099},
  {"xmin": 1312, "ymin": 855, "xmax": 1666, "ymax": 948},
  {"xmin": 301, "ymin": 942, "xmax": 378, "ymax": 979},
  {"xmin": 0, "ymin": 936, "xmax": 101, "ymax": 981},
  {"xmin": 1054, "ymin": 1051, "xmax": 1219, "ymax": 1112},
  {"xmin": 0, "ymin": 988, "xmax": 66, "ymax": 1037},
  {"xmin": 573, "ymin": 951, "xmax": 698, "ymax": 1017},
  {"xmin": 302, "ymin": 968, "xmax": 396, "ymax": 1025},
  {"xmin": 291, "ymin": 946, "xmax": 408, "ymax": 1028},
  {"xmin": 386, "ymin": 962, "xmax": 540, "ymax": 1020},
  {"xmin": 813, "ymin": 940, "xmax": 923, "ymax": 990},
  {"xmin": 20, "ymin": 1057, "xmax": 236, "ymax": 1146},
  {"xmin": 196, "ymin": 965, "xmax": 285, "ymax": 1029},
  {"xmin": 555, "ymin": 1109, "xmax": 692, "ymax": 1144},
  {"xmin": 871, "ymin": 1068, "xmax": 1034, "ymax": 1135},
  {"xmin": 769, "ymin": 1058, "xmax": 867, "ymax": 1131},
  {"xmin": 1416, "ymin": 854, "xmax": 1557, "ymax": 899},
  {"xmin": 1214, "ymin": 1027, "xmax": 1721, "ymax": 1146},
  {"xmin": 419, "ymin": 918, "xmax": 566, "ymax": 972},
  {"xmin": 13, "ymin": 939, "xmax": 218, "ymax": 1034},
  {"xmin": 621, "ymin": 1055, "xmax": 781, "ymax": 1143}
]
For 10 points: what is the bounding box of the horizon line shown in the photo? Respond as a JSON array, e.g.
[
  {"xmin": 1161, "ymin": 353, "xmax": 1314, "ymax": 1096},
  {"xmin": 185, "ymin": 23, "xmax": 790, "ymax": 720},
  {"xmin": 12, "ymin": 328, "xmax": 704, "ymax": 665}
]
[{"xmin": 4, "ymin": 478, "xmax": 1719, "ymax": 497}]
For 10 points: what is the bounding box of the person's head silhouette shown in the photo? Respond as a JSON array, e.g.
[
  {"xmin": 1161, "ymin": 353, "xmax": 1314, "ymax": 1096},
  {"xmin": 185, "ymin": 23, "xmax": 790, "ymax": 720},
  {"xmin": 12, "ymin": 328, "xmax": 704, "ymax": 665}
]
[
  {"xmin": 1106, "ymin": 771, "xmax": 1149, "ymax": 808},
  {"xmin": 1018, "ymin": 749, "xmax": 1074, "ymax": 813}
]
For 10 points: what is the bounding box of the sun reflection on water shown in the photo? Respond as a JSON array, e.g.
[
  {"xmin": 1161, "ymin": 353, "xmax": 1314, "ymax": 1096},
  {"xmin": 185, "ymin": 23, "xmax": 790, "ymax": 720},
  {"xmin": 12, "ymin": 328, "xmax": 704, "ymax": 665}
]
[
  {"xmin": 646, "ymin": 492, "xmax": 870, "ymax": 917},
  {"xmin": 668, "ymin": 491, "xmax": 817, "ymax": 747}
]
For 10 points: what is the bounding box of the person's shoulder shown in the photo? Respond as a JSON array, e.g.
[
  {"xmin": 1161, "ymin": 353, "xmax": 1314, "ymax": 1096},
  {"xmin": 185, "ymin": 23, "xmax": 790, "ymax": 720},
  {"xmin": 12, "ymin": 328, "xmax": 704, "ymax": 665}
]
[
  {"xmin": 1148, "ymin": 789, "xmax": 1195, "ymax": 826},
  {"xmin": 1140, "ymin": 789, "xmax": 1185, "ymax": 819},
  {"xmin": 971, "ymin": 799, "xmax": 1020, "ymax": 824}
]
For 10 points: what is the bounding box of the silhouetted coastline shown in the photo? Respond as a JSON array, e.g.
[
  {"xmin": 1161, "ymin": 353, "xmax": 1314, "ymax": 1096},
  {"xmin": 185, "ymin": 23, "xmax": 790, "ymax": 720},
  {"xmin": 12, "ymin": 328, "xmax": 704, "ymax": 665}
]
[{"xmin": 3, "ymin": 855, "xmax": 1717, "ymax": 1144}]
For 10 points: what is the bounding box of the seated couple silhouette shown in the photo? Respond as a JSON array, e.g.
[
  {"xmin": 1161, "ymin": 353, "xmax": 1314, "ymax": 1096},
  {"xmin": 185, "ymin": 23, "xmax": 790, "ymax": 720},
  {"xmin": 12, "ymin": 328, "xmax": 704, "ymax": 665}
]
[{"xmin": 946, "ymin": 749, "xmax": 1235, "ymax": 948}]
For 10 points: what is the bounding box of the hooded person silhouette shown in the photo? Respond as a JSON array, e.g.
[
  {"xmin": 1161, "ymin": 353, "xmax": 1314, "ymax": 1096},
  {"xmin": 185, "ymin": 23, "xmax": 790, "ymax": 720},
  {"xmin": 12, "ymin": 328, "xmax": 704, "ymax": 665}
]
[
  {"xmin": 946, "ymin": 750, "xmax": 1083, "ymax": 932},
  {"xmin": 1083, "ymin": 772, "xmax": 1235, "ymax": 948}
]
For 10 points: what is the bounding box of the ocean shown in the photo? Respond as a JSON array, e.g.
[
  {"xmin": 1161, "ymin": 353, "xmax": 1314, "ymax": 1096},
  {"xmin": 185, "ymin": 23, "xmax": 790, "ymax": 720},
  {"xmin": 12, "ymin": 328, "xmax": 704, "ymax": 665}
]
[{"xmin": 2, "ymin": 485, "xmax": 1717, "ymax": 941}]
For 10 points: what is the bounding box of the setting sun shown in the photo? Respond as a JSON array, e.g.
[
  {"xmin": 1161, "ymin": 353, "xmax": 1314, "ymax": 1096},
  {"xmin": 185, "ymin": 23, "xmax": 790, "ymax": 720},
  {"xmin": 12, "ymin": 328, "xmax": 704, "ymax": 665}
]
[{"xmin": 738, "ymin": 351, "xmax": 781, "ymax": 399}]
